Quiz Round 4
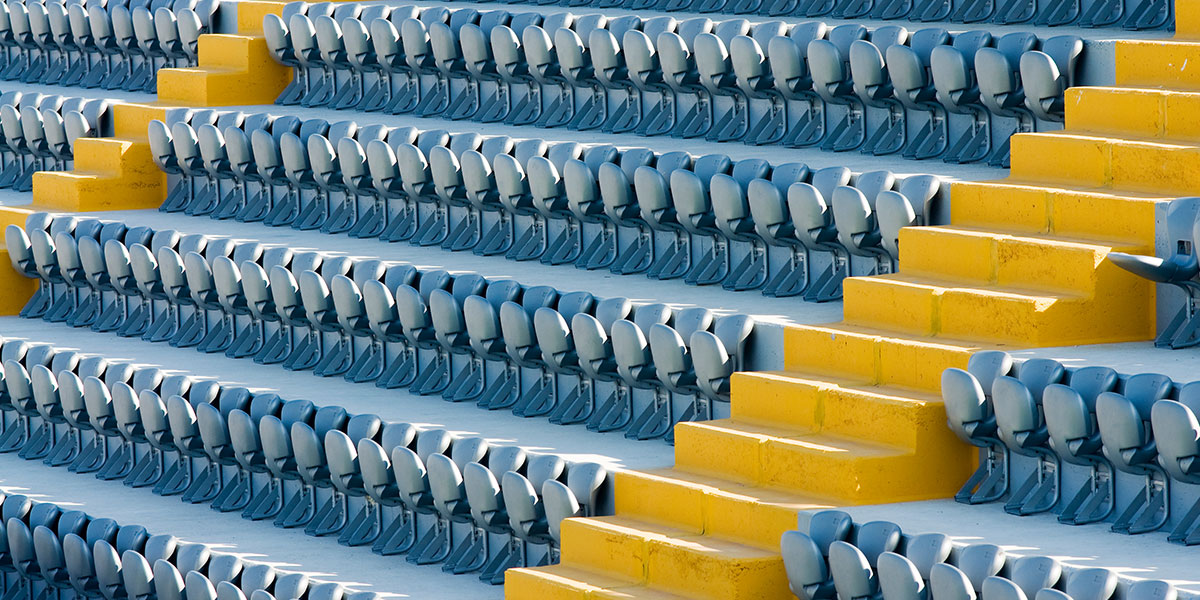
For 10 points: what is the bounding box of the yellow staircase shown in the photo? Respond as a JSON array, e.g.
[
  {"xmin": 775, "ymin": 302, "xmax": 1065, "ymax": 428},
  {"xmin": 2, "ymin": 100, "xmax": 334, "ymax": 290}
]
[
  {"xmin": 156, "ymin": 0, "xmax": 291, "ymax": 106},
  {"xmin": 504, "ymin": 12, "xmax": 1200, "ymax": 600}
]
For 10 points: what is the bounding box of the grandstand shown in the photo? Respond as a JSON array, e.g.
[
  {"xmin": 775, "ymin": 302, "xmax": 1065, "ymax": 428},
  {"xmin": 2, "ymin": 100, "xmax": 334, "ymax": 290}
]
[{"xmin": 0, "ymin": 0, "xmax": 1198, "ymax": 597}]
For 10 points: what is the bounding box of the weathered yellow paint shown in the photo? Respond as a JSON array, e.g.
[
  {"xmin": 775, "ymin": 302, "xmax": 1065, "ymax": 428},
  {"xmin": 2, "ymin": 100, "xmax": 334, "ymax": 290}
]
[
  {"xmin": 158, "ymin": 35, "xmax": 291, "ymax": 106},
  {"xmin": 1178, "ymin": 0, "xmax": 1200, "ymax": 37},
  {"xmin": 1116, "ymin": 40, "xmax": 1200, "ymax": 90},
  {"xmin": 1066, "ymin": 87, "xmax": 1165, "ymax": 138},
  {"xmin": 513, "ymin": 7, "xmax": 1193, "ymax": 599},
  {"xmin": 1010, "ymin": 133, "xmax": 1110, "ymax": 187},
  {"xmin": 236, "ymin": 0, "xmax": 287, "ymax": 34},
  {"xmin": 0, "ymin": 250, "xmax": 37, "ymax": 315},
  {"xmin": 950, "ymin": 180, "xmax": 1162, "ymax": 248},
  {"xmin": 613, "ymin": 469, "xmax": 829, "ymax": 550}
]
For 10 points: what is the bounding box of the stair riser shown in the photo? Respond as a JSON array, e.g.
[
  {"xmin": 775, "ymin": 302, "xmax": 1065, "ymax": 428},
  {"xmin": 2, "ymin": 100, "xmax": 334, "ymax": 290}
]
[
  {"xmin": 560, "ymin": 519, "xmax": 791, "ymax": 600},
  {"xmin": 898, "ymin": 228, "xmax": 1106, "ymax": 295},
  {"xmin": 731, "ymin": 372, "xmax": 948, "ymax": 449},
  {"xmin": 782, "ymin": 326, "xmax": 972, "ymax": 393},
  {"xmin": 841, "ymin": 272, "xmax": 1154, "ymax": 347},
  {"xmin": 157, "ymin": 36, "xmax": 292, "ymax": 106},
  {"xmin": 673, "ymin": 422, "xmax": 966, "ymax": 502},
  {"xmin": 950, "ymin": 181, "xmax": 1160, "ymax": 250},
  {"xmin": 1115, "ymin": 41, "xmax": 1200, "ymax": 91},
  {"xmin": 1012, "ymin": 133, "xmax": 1200, "ymax": 196},
  {"xmin": 613, "ymin": 471, "xmax": 815, "ymax": 550}
]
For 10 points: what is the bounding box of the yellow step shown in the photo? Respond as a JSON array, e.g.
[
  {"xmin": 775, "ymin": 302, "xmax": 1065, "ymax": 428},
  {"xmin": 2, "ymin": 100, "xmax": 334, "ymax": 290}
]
[
  {"xmin": 1065, "ymin": 87, "xmax": 1200, "ymax": 142},
  {"xmin": 158, "ymin": 35, "xmax": 291, "ymax": 106},
  {"xmin": 612, "ymin": 469, "xmax": 831, "ymax": 550},
  {"xmin": 505, "ymin": 564, "xmax": 688, "ymax": 599},
  {"xmin": 1115, "ymin": 39, "xmax": 1200, "ymax": 91},
  {"xmin": 559, "ymin": 517, "xmax": 791, "ymax": 600},
  {"xmin": 782, "ymin": 323, "xmax": 976, "ymax": 393},
  {"xmin": 730, "ymin": 371, "xmax": 958, "ymax": 451},
  {"xmin": 898, "ymin": 226, "xmax": 1111, "ymax": 295},
  {"xmin": 0, "ymin": 249, "xmax": 37, "ymax": 315},
  {"xmin": 1011, "ymin": 131, "xmax": 1200, "ymax": 196},
  {"xmin": 32, "ymin": 102, "xmax": 169, "ymax": 212},
  {"xmin": 1179, "ymin": 0, "xmax": 1200, "ymax": 37},
  {"xmin": 949, "ymin": 179, "xmax": 1165, "ymax": 249},
  {"xmin": 841, "ymin": 273, "xmax": 1153, "ymax": 346},
  {"xmin": 672, "ymin": 419, "xmax": 962, "ymax": 502}
]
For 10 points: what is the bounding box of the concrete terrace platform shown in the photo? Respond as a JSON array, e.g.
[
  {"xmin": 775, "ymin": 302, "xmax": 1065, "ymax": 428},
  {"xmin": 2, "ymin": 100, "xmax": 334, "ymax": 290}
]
[
  {"xmin": 834, "ymin": 498, "xmax": 1200, "ymax": 598},
  {"xmin": 0, "ymin": 452, "xmax": 505, "ymax": 600}
]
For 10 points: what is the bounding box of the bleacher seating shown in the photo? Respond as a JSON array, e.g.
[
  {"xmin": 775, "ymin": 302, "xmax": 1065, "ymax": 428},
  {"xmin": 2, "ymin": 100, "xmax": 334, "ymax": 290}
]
[
  {"xmin": 0, "ymin": 0, "xmax": 1195, "ymax": 596},
  {"xmin": 780, "ymin": 511, "xmax": 1179, "ymax": 600},
  {"xmin": 0, "ymin": 0, "xmax": 221, "ymax": 92},
  {"xmin": 943, "ymin": 351, "xmax": 1200, "ymax": 545},
  {"xmin": 143, "ymin": 109, "xmax": 945, "ymax": 300},
  {"xmin": 0, "ymin": 492, "xmax": 392, "ymax": 600},
  {"xmin": 5, "ymin": 212, "xmax": 755, "ymax": 441},
  {"xmin": 262, "ymin": 4, "xmax": 1085, "ymax": 166},
  {"xmin": 0, "ymin": 336, "xmax": 611, "ymax": 584}
]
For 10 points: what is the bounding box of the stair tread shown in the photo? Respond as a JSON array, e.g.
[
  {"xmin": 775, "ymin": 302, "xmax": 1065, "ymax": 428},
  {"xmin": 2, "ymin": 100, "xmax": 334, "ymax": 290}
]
[
  {"xmin": 856, "ymin": 272, "xmax": 1092, "ymax": 301},
  {"xmin": 511, "ymin": 564, "xmax": 691, "ymax": 599},
  {"xmin": 579, "ymin": 516, "xmax": 780, "ymax": 558},
  {"xmin": 740, "ymin": 370, "xmax": 942, "ymax": 404},
  {"xmin": 968, "ymin": 178, "xmax": 1175, "ymax": 201},
  {"xmin": 1028, "ymin": 129, "xmax": 1200, "ymax": 149},
  {"xmin": 632, "ymin": 466, "xmax": 840, "ymax": 507},
  {"xmin": 916, "ymin": 224, "xmax": 1140, "ymax": 252},
  {"xmin": 687, "ymin": 419, "xmax": 914, "ymax": 456}
]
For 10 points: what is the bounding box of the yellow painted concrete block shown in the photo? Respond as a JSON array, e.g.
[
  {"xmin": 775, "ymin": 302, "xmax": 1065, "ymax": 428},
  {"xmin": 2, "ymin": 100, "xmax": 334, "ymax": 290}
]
[
  {"xmin": 112, "ymin": 103, "xmax": 169, "ymax": 138},
  {"xmin": 672, "ymin": 421, "xmax": 766, "ymax": 485},
  {"xmin": 699, "ymin": 488, "xmax": 822, "ymax": 550},
  {"xmin": 1109, "ymin": 140, "xmax": 1200, "ymax": 195},
  {"xmin": 0, "ymin": 207, "xmax": 35, "ymax": 231},
  {"xmin": 782, "ymin": 325, "xmax": 880, "ymax": 382},
  {"xmin": 0, "ymin": 251, "xmax": 37, "ymax": 315},
  {"xmin": 756, "ymin": 435, "xmax": 894, "ymax": 499},
  {"xmin": 818, "ymin": 385, "xmax": 940, "ymax": 449},
  {"xmin": 560, "ymin": 519, "xmax": 655, "ymax": 584},
  {"xmin": 1116, "ymin": 41, "xmax": 1200, "ymax": 90},
  {"xmin": 1010, "ymin": 133, "xmax": 1109, "ymax": 188},
  {"xmin": 1179, "ymin": 0, "xmax": 1200, "ymax": 37},
  {"xmin": 157, "ymin": 36, "xmax": 291, "ymax": 106},
  {"xmin": 236, "ymin": 0, "xmax": 287, "ymax": 34},
  {"xmin": 591, "ymin": 585, "xmax": 690, "ymax": 599},
  {"xmin": 32, "ymin": 134, "xmax": 165, "ymax": 212},
  {"xmin": 1045, "ymin": 188, "xmax": 1162, "ymax": 250},
  {"xmin": 898, "ymin": 227, "xmax": 997, "ymax": 284},
  {"xmin": 612, "ymin": 471, "xmax": 705, "ymax": 534},
  {"xmin": 729, "ymin": 371, "xmax": 827, "ymax": 429},
  {"xmin": 617, "ymin": 469, "xmax": 828, "ymax": 550},
  {"xmin": 948, "ymin": 181, "xmax": 1048, "ymax": 234},
  {"xmin": 1064, "ymin": 87, "xmax": 1164, "ymax": 138},
  {"xmin": 1162, "ymin": 89, "xmax": 1200, "ymax": 140},
  {"xmin": 994, "ymin": 236, "xmax": 1103, "ymax": 295},
  {"xmin": 504, "ymin": 566, "xmax": 602, "ymax": 600},
  {"xmin": 841, "ymin": 275, "xmax": 940, "ymax": 336},
  {"xmin": 875, "ymin": 336, "xmax": 974, "ymax": 393},
  {"xmin": 936, "ymin": 288, "xmax": 1062, "ymax": 345},
  {"xmin": 643, "ymin": 535, "xmax": 788, "ymax": 600}
]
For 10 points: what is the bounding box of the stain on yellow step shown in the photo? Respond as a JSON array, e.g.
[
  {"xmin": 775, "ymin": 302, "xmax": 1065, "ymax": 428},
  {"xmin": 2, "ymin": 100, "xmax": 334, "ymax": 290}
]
[
  {"xmin": 613, "ymin": 469, "xmax": 830, "ymax": 549},
  {"xmin": 505, "ymin": 564, "xmax": 687, "ymax": 600},
  {"xmin": 782, "ymin": 324, "xmax": 975, "ymax": 392},
  {"xmin": 560, "ymin": 517, "xmax": 790, "ymax": 600}
]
